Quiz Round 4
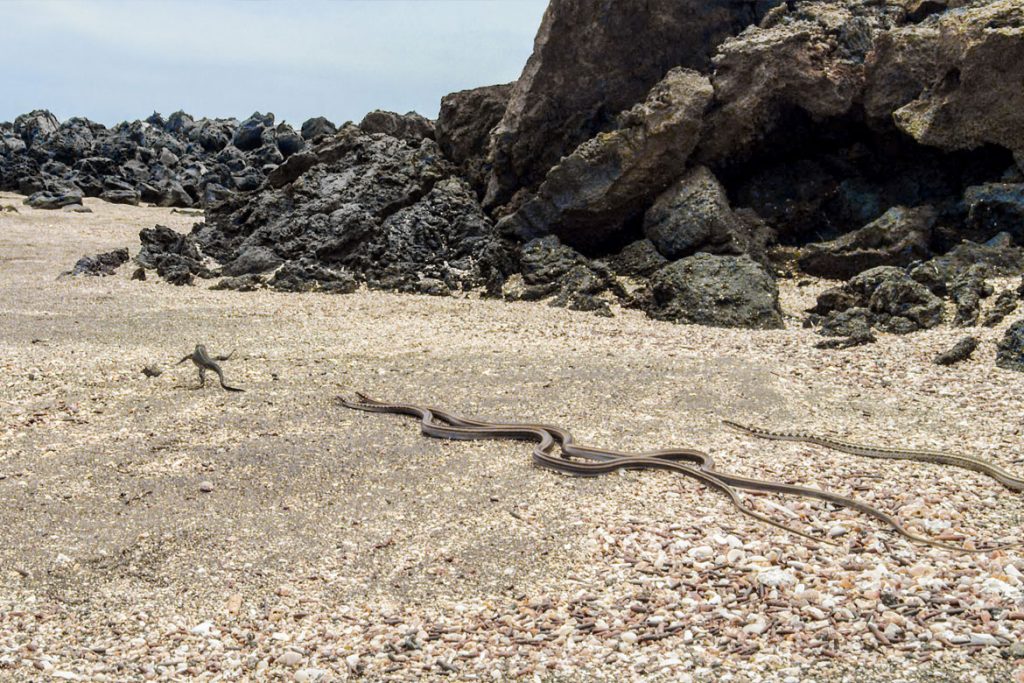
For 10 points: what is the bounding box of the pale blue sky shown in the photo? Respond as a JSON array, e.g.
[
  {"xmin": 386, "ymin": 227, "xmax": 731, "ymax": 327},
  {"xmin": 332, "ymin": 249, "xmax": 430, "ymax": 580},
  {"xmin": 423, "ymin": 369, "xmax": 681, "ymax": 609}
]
[{"xmin": 0, "ymin": 0, "xmax": 547, "ymax": 126}]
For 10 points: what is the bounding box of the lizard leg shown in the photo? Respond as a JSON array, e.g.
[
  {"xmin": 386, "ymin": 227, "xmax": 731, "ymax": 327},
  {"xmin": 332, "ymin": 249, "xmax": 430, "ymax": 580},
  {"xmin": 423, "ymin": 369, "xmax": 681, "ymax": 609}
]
[{"xmin": 199, "ymin": 367, "xmax": 206, "ymax": 387}]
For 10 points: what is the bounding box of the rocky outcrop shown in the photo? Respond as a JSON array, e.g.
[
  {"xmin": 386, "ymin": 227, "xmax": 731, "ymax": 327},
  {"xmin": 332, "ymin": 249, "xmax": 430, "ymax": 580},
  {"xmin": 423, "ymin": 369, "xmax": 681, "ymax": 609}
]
[
  {"xmin": 300, "ymin": 117, "xmax": 336, "ymax": 141},
  {"xmin": 502, "ymin": 236, "xmax": 625, "ymax": 316},
  {"xmin": 798, "ymin": 206, "xmax": 936, "ymax": 280},
  {"xmin": 949, "ymin": 264, "xmax": 993, "ymax": 327},
  {"xmin": 962, "ymin": 183, "xmax": 1024, "ymax": 245},
  {"xmin": 698, "ymin": 2, "xmax": 897, "ymax": 167},
  {"xmin": 359, "ymin": 110, "xmax": 434, "ymax": 143},
  {"xmin": 0, "ymin": 109, "xmax": 310, "ymax": 208},
  {"xmin": 646, "ymin": 253, "xmax": 784, "ymax": 329},
  {"xmin": 483, "ymin": 0, "xmax": 783, "ymax": 207},
  {"xmin": 643, "ymin": 166, "xmax": 771, "ymax": 261},
  {"xmin": 496, "ymin": 68, "xmax": 713, "ymax": 250},
  {"xmin": 172, "ymin": 124, "xmax": 512, "ymax": 295},
  {"xmin": 436, "ymin": 83, "xmax": 513, "ymax": 194},
  {"xmin": 809, "ymin": 266, "xmax": 944, "ymax": 334},
  {"xmin": 983, "ymin": 290, "xmax": 1018, "ymax": 327},
  {"xmin": 866, "ymin": 1, "xmax": 1024, "ymax": 168}
]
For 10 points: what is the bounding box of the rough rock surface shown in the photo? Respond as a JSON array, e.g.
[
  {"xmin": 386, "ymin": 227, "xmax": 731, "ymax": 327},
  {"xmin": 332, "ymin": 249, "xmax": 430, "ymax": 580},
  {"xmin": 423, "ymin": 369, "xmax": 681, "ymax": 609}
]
[
  {"xmin": 949, "ymin": 264, "xmax": 993, "ymax": 327},
  {"xmin": 170, "ymin": 125, "xmax": 512, "ymax": 294},
  {"xmin": 643, "ymin": 166, "xmax": 770, "ymax": 261},
  {"xmin": 798, "ymin": 206, "xmax": 936, "ymax": 280},
  {"xmin": 435, "ymin": 84, "xmax": 513, "ymax": 195},
  {"xmin": 496, "ymin": 68, "xmax": 713, "ymax": 251},
  {"xmin": 607, "ymin": 239, "xmax": 669, "ymax": 278},
  {"xmin": 698, "ymin": 2, "xmax": 895, "ymax": 167},
  {"xmin": 646, "ymin": 253, "xmax": 783, "ymax": 329},
  {"xmin": 65, "ymin": 248, "xmax": 130, "ymax": 277},
  {"xmin": 934, "ymin": 336, "xmax": 979, "ymax": 366},
  {"xmin": 1, "ymin": 109, "xmax": 309, "ymax": 208},
  {"xmin": 866, "ymin": 1, "xmax": 1024, "ymax": 167},
  {"xmin": 358, "ymin": 110, "xmax": 434, "ymax": 143},
  {"xmin": 996, "ymin": 318, "xmax": 1024, "ymax": 372},
  {"xmin": 502, "ymin": 236, "xmax": 624, "ymax": 316},
  {"xmin": 809, "ymin": 266, "xmax": 944, "ymax": 334},
  {"xmin": 484, "ymin": 0, "xmax": 783, "ymax": 207}
]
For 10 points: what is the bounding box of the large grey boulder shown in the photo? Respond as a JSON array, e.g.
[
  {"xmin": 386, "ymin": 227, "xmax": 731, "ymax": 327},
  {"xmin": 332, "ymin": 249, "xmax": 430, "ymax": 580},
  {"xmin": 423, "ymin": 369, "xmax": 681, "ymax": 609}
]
[
  {"xmin": 798, "ymin": 205, "xmax": 936, "ymax": 280},
  {"xmin": 483, "ymin": 0, "xmax": 783, "ymax": 207},
  {"xmin": 496, "ymin": 68, "xmax": 713, "ymax": 251},
  {"xmin": 647, "ymin": 253, "xmax": 784, "ymax": 329},
  {"xmin": 644, "ymin": 165, "xmax": 765, "ymax": 260}
]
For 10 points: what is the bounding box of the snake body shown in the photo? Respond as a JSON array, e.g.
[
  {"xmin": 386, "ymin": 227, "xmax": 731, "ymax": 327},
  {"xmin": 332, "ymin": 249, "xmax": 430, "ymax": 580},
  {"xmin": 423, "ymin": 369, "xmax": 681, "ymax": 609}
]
[
  {"xmin": 339, "ymin": 393, "xmax": 1016, "ymax": 552},
  {"xmin": 722, "ymin": 420, "xmax": 1024, "ymax": 492}
]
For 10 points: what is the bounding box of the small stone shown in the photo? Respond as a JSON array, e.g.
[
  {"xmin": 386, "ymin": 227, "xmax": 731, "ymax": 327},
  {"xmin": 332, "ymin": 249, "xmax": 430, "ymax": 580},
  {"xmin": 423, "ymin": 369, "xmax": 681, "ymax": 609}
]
[
  {"xmin": 828, "ymin": 525, "xmax": 849, "ymax": 538},
  {"xmin": 687, "ymin": 545, "xmax": 714, "ymax": 561},
  {"xmin": 620, "ymin": 631, "xmax": 638, "ymax": 645},
  {"xmin": 757, "ymin": 568, "xmax": 797, "ymax": 588},
  {"xmin": 1006, "ymin": 641, "xmax": 1024, "ymax": 658},
  {"xmin": 970, "ymin": 633, "xmax": 1000, "ymax": 647},
  {"xmin": 345, "ymin": 654, "xmax": 361, "ymax": 671},
  {"xmin": 226, "ymin": 593, "xmax": 243, "ymax": 615},
  {"xmin": 743, "ymin": 617, "xmax": 769, "ymax": 635},
  {"xmin": 198, "ymin": 481, "xmax": 214, "ymax": 493},
  {"xmin": 296, "ymin": 668, "xmax": 329, "ymax": 682},
  {"xmin": 276, "ymin": 650, "xmax": 303, "ymax": 667},
  {"xmin": 190, "ymin": 621, "xmax": 215, "ymax": 637}
]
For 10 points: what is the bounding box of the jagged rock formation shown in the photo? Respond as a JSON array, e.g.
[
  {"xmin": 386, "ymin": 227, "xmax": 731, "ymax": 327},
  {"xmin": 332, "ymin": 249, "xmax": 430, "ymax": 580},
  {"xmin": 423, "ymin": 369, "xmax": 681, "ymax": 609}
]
[
  {"xmin": 0, "ymin": 109, "xmax": 332, "ymax": 208},
  {"xmin": 496, "ymin": 68, "xmax": 713, "ymax": 250},
  {"xmin": 47, "ymin": 0, "xmax": 1024, "ymax": 334},
  {"xmin": 436, "ymin": 84, "xmax": 513, "ymax": 196},
  {"xmin": 140, "ymin": 124, "xmax": 514, "ymax": 295},
  {"xmin": 483, "ymin": 0, "xmax": 785, "ymax": 208}
]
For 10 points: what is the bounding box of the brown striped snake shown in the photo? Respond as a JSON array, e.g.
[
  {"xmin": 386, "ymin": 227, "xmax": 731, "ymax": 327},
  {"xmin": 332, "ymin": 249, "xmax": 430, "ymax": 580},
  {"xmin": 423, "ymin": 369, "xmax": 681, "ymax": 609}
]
[
  {"xmin": 338, "ymin": 393, "xmax": 1019, "ymax": 553},
  {"xmin": 722, "ymin": 420, "xmax": 1024, "ymax": 492}
]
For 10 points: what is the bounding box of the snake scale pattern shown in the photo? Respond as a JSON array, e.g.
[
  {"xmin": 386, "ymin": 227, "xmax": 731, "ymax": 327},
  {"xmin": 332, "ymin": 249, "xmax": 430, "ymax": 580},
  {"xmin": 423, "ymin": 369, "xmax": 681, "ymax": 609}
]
[{"xmin": 339, "ymin": 394, "xmax": 1019, "ymax": 553}]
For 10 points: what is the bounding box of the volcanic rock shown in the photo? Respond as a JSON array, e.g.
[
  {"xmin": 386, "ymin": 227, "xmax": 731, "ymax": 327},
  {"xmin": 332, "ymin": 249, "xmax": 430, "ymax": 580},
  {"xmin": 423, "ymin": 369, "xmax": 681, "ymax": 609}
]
[
  {"xmin": 644, "ymin": 165, "xmax": 769, "ymax": 261},
  {"xmin": 647, "ymin": 253, "xmax": 784, "ymax": 329},
  {"xmin": 484, "ymin": 0, "xmax": 783, "ymax": 207},
  {"xmin": 436, "ymin": 83, "xmax": 513, "ymax": 194},
  {"xmin": 496, "ymin": 68, "xmax": 713, "ymax": 250},
  {"xmin": 866, "ymin": 1, "xmax": 1024, "ymax": 167},
  {"xmin": 810, "ymin": 266, "xmax": 943, "ymax": 334},
  {"xmin": 996, "ymin": 319, "xmax": 1024, "ymax": 372},
  {"xmin": 798, "ymin": 206, "xmax": 936, "ymax": 280},
  {"xmin": 358, "ymin": 111, "xmax": 434, "ymax": 143},
  {"xmin": 300, "ymin": 117, "xmax": 336, "ymax": 141}
]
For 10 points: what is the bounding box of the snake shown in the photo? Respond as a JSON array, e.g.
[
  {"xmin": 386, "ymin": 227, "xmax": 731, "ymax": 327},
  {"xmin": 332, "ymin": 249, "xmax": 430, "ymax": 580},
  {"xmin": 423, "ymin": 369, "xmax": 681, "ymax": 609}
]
[
  {"xmin": 722, "ymin": 420, "xmax": 1024, "ymax": 492},
  {"xmin": 339, "ymin": 393, "xmax": 1017, "ymax": 552}
]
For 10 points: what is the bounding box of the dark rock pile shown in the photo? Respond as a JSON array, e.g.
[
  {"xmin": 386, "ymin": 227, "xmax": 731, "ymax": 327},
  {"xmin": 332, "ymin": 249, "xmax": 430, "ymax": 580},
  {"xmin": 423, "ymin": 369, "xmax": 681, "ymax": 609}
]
[
  {"xmin": 43, "ymin": 0, "xmax": 1024, "ymax": 338},
  {"xmin": 0, "ymin": 109, "xmax": 322, "ymax": 209},
  {"xmin": 137, "ymin": 124, "xmax": 515, "ymax": 295}
]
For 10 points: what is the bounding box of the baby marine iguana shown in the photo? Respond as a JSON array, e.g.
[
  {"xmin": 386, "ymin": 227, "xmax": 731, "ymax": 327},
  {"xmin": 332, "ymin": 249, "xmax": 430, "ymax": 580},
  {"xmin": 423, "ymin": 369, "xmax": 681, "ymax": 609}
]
[{"xmin": 178, "ymin": 344, "xmax": 244, "ymax": 392}]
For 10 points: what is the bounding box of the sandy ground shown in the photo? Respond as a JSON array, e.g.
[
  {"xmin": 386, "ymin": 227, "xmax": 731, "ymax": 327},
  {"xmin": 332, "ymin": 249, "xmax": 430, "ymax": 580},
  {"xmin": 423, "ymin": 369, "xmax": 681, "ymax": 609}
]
[{"xmin": 1, "ymin": 192, "xmax": 1023, "ymax": 682}]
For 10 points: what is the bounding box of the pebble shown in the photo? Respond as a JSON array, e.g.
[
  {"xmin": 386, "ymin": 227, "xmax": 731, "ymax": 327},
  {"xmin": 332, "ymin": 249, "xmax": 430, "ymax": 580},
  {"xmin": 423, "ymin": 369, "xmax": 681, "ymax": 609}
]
[
  {"xmin": 198, "ymin": 481, "xmax": 214, "ymax": 493},
  {"xmin": 687, "ymin": 546, "xmax": 714, "ymax": 561},
  {"xmin": 276, "ymin": 650, "xmax": 303, "ymax": 667},
  {"xmin": 757, "ymin": 569, "xmax": 797, "ymax": 588}
]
